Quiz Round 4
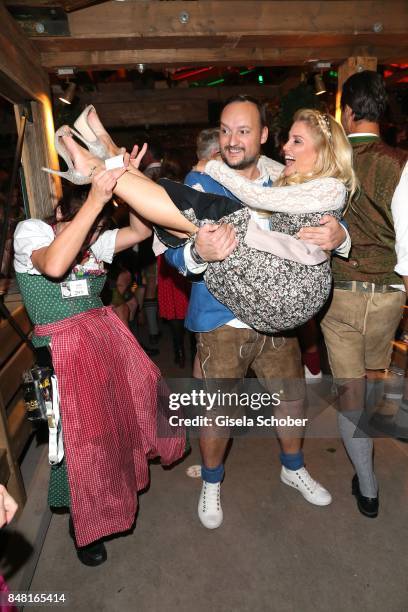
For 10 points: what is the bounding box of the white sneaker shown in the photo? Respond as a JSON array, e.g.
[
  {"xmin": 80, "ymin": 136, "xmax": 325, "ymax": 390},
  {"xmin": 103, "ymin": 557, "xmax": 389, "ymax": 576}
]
[
  {"xmin": 280, "ymin": 466, "xmax": 332, "ymax": 506},
  {"xmin": 198, "ymin": 481, "xmax": 223, "ymax": 529},
  {"xmin": 304, "ymin": 364, "xmax": 323, "ymax": 384}
]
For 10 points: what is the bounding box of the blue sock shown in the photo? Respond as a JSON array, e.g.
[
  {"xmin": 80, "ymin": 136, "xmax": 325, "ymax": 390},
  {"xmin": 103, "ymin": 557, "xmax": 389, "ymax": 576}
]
[
  {"xmin": 201, "ymin": 463, "xmax": 224, "ymax": 483},
  {"xmin": 280, "ymin": 451, "xmax": 304, "ymax": 471}
]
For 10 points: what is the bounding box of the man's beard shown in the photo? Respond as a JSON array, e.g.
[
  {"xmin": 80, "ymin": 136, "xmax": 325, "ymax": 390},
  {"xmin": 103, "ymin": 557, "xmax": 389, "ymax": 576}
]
[{"xmin": 220, "ymin": 148, "xmax": 258, "ymax": 170}]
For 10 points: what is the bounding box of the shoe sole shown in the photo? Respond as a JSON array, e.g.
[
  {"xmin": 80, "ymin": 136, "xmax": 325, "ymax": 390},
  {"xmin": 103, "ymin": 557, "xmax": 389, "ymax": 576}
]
[
  {"xmin": 351, "ymin": 484, "xmax": 378, "ymax": 518},
  {"xmin": 198, "ymin": 490, "xmax": 223, "ymax": 528},
  {"xmin": 354, "ymin": 499, "xmax": 378, "ymax": 518},
  {"xmin": 74, "ymin": 105, "xmax": 97, "ymax": 144},
  {"xmin": 76, "ymin": 549, "xmax": 107, "ymax": 566},
  {"xmin": 198, "ymin": 513, "xmax": 223, "ymax": 529},
  {"xmin": 69, "ymin": 517, "xmax": 108, "ymax": 565},
  {"xmin": 280, "ymin": 474, "xmax": 332, "ymax": 506}
]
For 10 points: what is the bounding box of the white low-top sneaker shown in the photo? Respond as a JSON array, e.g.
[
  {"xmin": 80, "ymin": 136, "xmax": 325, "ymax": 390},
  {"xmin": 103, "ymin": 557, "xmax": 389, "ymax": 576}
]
[
  {"xmin": 280, "ymin": 466, "xmax": 332, "ymax": 506},
  {"xmin": 198, "ymin": 481, "xmax": 223, "ymax": 529}
]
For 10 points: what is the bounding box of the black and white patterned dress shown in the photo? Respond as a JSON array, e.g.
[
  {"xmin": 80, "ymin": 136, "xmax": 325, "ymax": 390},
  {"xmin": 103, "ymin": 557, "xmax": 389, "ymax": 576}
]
[{"xmin": 156, "ymin": 158, "xmax": 346, "ymax": 334}]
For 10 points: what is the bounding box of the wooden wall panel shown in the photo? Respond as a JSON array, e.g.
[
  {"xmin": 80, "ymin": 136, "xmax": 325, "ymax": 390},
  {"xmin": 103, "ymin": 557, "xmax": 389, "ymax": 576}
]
[
  {"xmin": 0, "ymin": 343, "xmax": 33, "ymax": 408},
  {"xmin": 0, "ymin": 449, "xmax": 10, "ymax": 485},
  {"xmin": 0, "ymin": 5, "xmax": 59, "ymax": 217},
  {"xmin": 0, "ymin": 305, "xmax": 31, "ymax": 367},
  {"xmin": 16, "ymin": 101, "xmax": 60, "ymax": 218},
  {"xmin": 0, "ymin": 394, "xmax": 27, "ymax": 506},
  {"xmin": 8, "ymin": 397, "xmax": 32, "ymax": 460}
]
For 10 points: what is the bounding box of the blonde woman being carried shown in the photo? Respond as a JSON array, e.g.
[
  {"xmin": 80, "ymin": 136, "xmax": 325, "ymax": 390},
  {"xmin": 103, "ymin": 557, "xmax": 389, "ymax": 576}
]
[{"xmin": 43, "ymin": 108, "xmax": 356, "ymax": 334}]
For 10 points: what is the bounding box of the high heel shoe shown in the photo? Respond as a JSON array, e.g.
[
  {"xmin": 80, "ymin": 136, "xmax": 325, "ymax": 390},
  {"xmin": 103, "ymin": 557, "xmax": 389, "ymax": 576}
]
[
  {"xmin": 74, "ymin": 105, "xmax": 123, "ymax": 158},
  {"xmin": 73, "ymin": 105, "xmax": 109, "ymax": 159},
  {"xmin": 41, "ymin": 126, "xmax": 96, "ymax": 185},
  {"xmin": 72, "ymin": 105, "xmax": 109, "ymax": 159}
]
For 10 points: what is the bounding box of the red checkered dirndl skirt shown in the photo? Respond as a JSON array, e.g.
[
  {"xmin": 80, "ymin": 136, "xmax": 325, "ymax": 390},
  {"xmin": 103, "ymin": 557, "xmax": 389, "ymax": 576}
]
[
  {"xmin": 35, "ymin": 306, "xmax": 184, "ymax": 546},
  {"xmin": 157, "ymin": 254, "xmax": 190, "ymax": 320}
]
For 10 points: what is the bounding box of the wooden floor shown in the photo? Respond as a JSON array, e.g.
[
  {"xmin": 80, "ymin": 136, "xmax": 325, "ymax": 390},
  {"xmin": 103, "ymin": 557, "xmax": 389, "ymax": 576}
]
[{"xmin": 3, "ymin": 322, "xmax": 408, "ymax": 612}]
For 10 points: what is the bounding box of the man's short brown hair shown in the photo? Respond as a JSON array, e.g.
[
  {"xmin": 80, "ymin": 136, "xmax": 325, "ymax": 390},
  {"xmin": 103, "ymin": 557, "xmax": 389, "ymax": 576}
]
[{"xmin": 223, "ymin": 94, "xmax": 268, "ymax": 128}]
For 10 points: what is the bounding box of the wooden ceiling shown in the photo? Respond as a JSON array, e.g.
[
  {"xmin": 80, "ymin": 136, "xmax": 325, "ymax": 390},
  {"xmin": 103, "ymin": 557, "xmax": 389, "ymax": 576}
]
[{"xmin": 4, "ymin": 0, "xmax": 408, "ymax": 72}]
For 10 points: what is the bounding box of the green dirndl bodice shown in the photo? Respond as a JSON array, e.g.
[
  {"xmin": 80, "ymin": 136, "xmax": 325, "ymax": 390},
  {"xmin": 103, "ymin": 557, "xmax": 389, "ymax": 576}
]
[
  {"xmin": 16, "ymin": 270, "xmax": 107, "ymax": 508},
  {"xmin": 16, "ymin": 271, "xmax": 107, "ymax": 347}
]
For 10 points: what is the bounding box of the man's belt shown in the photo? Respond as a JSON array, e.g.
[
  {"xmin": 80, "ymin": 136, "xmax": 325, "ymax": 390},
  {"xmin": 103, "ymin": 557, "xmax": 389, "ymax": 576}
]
[{"xmin": 334, "ymin": 280, "xmax": 401, "ymax": 293}]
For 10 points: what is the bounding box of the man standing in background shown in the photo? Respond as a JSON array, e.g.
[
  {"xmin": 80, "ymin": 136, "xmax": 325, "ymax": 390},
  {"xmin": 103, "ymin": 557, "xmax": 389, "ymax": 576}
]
[{"xmin": 311, "ymin": 71, "xmax": 408, "ymax": 518}]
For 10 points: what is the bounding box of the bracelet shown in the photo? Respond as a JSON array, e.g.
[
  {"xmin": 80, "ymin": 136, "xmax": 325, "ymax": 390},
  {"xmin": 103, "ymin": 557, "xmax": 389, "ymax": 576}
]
[{"xmin": 190, "ymin": 242, "xmax": 206, "ymax": 265}]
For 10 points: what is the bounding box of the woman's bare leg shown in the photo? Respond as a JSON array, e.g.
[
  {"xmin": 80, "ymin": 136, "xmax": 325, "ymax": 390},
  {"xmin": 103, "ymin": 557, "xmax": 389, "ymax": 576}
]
[
  {"xmin": 63, "ymin": 134, "xmax": 197, "ymax": 235},
  {"xmin": 113, "ymin": 171, "xmax": 197, "ymax": 235}
]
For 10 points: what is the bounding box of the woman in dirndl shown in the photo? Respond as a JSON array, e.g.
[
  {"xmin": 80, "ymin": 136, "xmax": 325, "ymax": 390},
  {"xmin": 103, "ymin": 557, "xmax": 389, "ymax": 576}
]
[{"xmin": 13, "ymin": 168, "xmax": 185, "ymax": 566}]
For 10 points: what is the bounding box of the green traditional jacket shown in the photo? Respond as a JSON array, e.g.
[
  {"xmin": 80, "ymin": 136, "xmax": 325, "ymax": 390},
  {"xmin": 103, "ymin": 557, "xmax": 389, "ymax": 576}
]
[{"xmin": 332, "ymin": 135, "xmax": 408, "ymax": 285}]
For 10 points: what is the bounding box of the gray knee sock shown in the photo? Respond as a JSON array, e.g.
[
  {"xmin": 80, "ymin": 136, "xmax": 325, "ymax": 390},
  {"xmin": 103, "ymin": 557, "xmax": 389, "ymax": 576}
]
[
  {"xmin": 337, "ymin": 410, "xmax": 378, "ymax": 497},
  {"xmin": 144, "ymin": 299, "xmax": 159, "ymax": 336},
  {"xmin": 396, "ymin": 399, "xmax": 408, "ymax": 431},
  {"xmin": 365, "ymin": 378, "xmax": 384, "ymax": 412}
]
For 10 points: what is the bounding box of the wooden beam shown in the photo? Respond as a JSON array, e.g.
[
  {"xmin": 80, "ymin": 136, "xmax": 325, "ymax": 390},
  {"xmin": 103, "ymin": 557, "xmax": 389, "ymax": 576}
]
[
  {"xmin": 33, "ymin": 33, "xmax": 408, "ymax": 53},
  {"xmin": 75, "ymin": 84, "xmax": 281, "ymax": 126},
  {"xmin": 335, "ymin": 56, "xmax": 378, "ymax": 121},
  {"xmin": 338, "ymin": 56, "xmax": 378, "ymax": 90},
  {"xmin": 14, "ymin": 0, "xmax": 408, "ymax": 70},
  {"xmin": 65, "ymin": 1, "xmax": 408, "ymax": 39},
  {"xmin": 77, "ymin": 83, "xmax": 280, "ymax": 104},
  {"xmin": 5, "ymin": 0, "xmax": 62, "ymax": 6},
  {"xmin": 39, "ymin": 43, "xmax": 408, "ymax": 71},
  {"xmin": 0, "ymin": 3, "xmax": 49, "ymax": 101},
  {"xmin": 61, "ymin": 0, "xmax": 108, "ymax": 12},
  {"xmin": 0, "ymin": 72, "xmax": 32, "ymax": 106}
]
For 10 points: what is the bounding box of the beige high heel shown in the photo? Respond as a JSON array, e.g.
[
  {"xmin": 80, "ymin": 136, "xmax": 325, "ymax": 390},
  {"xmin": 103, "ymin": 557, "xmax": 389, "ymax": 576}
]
[
  {"xmin": 72, "ymin": 105, "xmax": 109, "ymax": 159},
  {"xmin": 42, "ymin": 126, "xmax": 95, "ymax": 185}
]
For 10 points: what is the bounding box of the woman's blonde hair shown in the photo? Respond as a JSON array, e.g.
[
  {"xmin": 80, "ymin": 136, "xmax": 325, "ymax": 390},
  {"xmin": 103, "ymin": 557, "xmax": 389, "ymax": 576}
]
[{"xmin": 275, "ymin": 108, "xmax": 357, "ymax": 204}]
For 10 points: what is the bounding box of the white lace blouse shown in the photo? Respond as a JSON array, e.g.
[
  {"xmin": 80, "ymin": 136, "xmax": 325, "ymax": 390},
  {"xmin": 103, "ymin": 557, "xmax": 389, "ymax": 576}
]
[{"xmin": 205, "ymin": 156, "xmax": 347, "ymax": 215}]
